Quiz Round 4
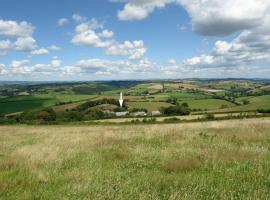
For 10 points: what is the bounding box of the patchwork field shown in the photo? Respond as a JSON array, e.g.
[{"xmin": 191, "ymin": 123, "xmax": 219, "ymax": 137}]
[{"xmin": 1, "ymin": 119, "xmax": 270, "ymax": 199}]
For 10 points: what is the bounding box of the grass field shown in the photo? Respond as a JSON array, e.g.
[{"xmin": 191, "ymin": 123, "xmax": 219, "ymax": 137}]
[
  {"xmin": 186, "ymin": 99, "xmax": 235, "ymax": 110},
  {"xmin": 52, "ymin": 94, "xmax": 97, "ymax": 103},
  {"xmin": 0, "ymin": 95, "xmax": 57, "ymax": 115},
  {"xmin": 1, "ymin": 119, "xmax": 270, "ymax": 199},
  {"xmin": 211, "ymin": 95, "xmax": 270, "ymax": 113},
  {"xmin": 128, "ymin": 101, "xmax": 173, "ymax": 111}
]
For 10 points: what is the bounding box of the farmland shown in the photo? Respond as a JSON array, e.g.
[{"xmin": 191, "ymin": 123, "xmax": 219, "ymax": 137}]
[
  {"xmin": 1, "ymin": 119, "xmax": 270, "ymax": 199},
  {"xmin": 0, "ymin": 79, "xmax": 270, "ymax": 123}
]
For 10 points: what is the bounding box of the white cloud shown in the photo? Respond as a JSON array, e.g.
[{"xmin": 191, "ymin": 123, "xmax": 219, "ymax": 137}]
[
  {"xmin": 0, "ymin": 40, "xmax": 12, "ymax": 55},
  {"xmin": 0, "ymin": 19, "xmax": 59, "ymax": 56},
  {"xmin": 10, "ymin": 59, "xmax": 32, "ymax": 74},
  {"xmin": 71, "ymin": 17, "xmax": 146, "ymax": 59},
  {"xmin": 30, "ymin": 45, "xmax": 60, "ymax": 56},
  {"xmin": 0, "ymin": 64, "xmax": 7, "ymax": 75},
  {"xmin": 30, "ymin": 48, "xmax": 49, "ymax": 55},
  {"xmin": 179, "ymin": 0, "xmax": 270, "ymax": 36},
  {"xmin": 106, "ymin": 40, "xmax": 146, "ymax": 60},
  {"xmin": 50, "ymin": 57, "xmax": 61, "ymax": 67},
  {"xmin": 8, "ymin": 57, "xmax": 62, "ymax": 76},
  {"xmin": 72, "ymin": 14, "xmax": 87, "ymax": 23},
  {"xmin": 0, "ymin": 20, "xmax": 34, "ymax": 37},
  {"xmin": 114, "ymin": 0, "xmax": 270, "ymax": 36},
  {"xmin": 48, "ymin": 45, "xmax": 61, "ymax": 51},
  {"xmin": 71, "ymin": 19, "xmax": 112, "ymax": 48},
  {"xmin": 117, "ymin": 0, "xmax": 173, "ymax": 21},
  {"xmin": 98, "ymin": 29, "xmax": 114, "ymax": 38},
  {"xmin": 182, "ymin": 14, "xmax": 270, "ymax": 70},
  {"xmin": 168, "ymin": 58, "xmax": 177, "ymax": 65},
  {"xmin": 58, "ymin": 18, "xmax": 69, "ymax": 26},
  {"xmin": 15, "ymin": 36, "xmax": 36, "ymax": 51}
]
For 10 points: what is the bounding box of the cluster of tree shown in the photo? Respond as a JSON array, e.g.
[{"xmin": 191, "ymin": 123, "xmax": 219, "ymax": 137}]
[
  {"xmin": 160, "ymin": 102, "xmax": 190, "ymax": 116},
  {"xmin": 77, "ymin": 98, "xmax": 127, "ymax": 111},
  {"xmin": 12, "ymin": 108, "xmax": 57, "ymax": 124},
  {"xmin": 257, "ymin": 109, "xmax": 270, "ymax": 114}
]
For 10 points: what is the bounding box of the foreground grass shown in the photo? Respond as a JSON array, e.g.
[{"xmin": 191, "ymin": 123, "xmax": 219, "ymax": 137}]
[{"xmin": 1, "ymin": 119, "xmax": 270, "ymax": 199}]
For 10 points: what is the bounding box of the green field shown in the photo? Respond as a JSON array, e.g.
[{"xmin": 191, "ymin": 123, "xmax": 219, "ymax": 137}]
[
  {"xmin": 186, "ymin": 99, "xmax": 235, "ymax": 110},
  {"xmin": 169, "ymin": 91, "xmax": 211, "ymax": 100},
  {"xmin": 0, "ymin": 95, "xmax": 57, "ymax": 115},
  {"xmin": 1, "ymin": 119, "xmax": 270, "ymax": 199},
  {"xmin": 52, "ymin": 94, "xmax": 97, "ymax": 103},
  {"xmin": 213, "ymin": 95, "xmax": 270, "ymax": 113},
  {"xmin": 128, "ymin": 101, "xmax": 173, "ymax": 111}
]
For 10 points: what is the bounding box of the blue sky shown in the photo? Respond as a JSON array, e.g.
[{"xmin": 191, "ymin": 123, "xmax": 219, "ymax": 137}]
[{"xmin": 0, "ymin": 0, "xmax": 270, "ymax": 80}]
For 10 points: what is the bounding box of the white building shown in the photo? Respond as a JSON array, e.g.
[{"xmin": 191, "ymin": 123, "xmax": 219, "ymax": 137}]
[
  {"xmin": 132, "ymin": 111, "xmax": 147, "ymax": 117},
  {"xmin": 115, "ymin": 111, "xmax": 129, "ymax": 117},
  {"xmin": 151, "ymin": 111, "xmax": 161, "ymax": 116}
]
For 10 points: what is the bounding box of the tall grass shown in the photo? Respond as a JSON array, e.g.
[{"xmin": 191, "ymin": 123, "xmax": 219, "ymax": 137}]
[{"xmin": 1, "ymin": 118, "xmax": 270, "ymax": 199}]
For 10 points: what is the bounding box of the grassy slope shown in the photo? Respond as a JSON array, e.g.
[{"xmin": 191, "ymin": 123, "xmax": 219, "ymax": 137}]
[
  {"xmin": 213, "ymin": 95, "xmax": 270, "ymax": 113},
  {"xmin": 187, "ymin": 99, "xmax": 235, "ymax": 110},
  {"xmin": 127, "ymin": 101, "xmax": 173, "ymax": 111},
  {"xmin": 52, "ymin": 94, "xmax": 97, "ymax": 103},
  {"xmin": 1, "ymin": 119, "xmax": 270, "ymax": 199}
]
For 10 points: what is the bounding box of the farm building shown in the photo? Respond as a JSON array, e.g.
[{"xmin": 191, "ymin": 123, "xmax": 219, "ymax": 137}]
[
  {"xmin": 132, "ymin": 111, "xmax": 147, "ymax": 117},
  {"xmin": 115, "ymin": 111, "xmax": 129, "ymax": 117},
  {"xmin": 151, "ymin": 111, "xmax": 161, "ymax": 116}
]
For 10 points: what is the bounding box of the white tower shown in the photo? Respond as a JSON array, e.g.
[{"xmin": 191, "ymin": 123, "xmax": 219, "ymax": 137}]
[{"xmin": 119, "ymin": 92, "xmax": 124, "ymax": 108}]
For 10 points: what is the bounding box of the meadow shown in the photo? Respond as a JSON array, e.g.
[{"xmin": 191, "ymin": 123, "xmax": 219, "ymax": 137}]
[{"xmin": 1, "ymin": 118, "xmax": 270, "ymax": 199}]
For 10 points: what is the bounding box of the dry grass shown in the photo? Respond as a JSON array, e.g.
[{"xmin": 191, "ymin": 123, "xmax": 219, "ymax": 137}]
[
  {"xmin": 1, "ymin": 118, "xmax": 270, "ymax": 199},
  {"xmin": 165, "ymin": 158, "xmax": 201, "ymax": 172}
]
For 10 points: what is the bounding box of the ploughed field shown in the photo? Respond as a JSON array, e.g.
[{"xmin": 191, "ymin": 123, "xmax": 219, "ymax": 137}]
[{"xmin": 1, "ymin": 118, "xmax": 270, "ymax": 199}]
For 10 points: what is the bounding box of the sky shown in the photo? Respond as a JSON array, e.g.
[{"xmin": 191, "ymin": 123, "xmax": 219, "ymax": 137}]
[{"xmin": 0, "ymin": 0, "xmax": 270, "ymax": 81}]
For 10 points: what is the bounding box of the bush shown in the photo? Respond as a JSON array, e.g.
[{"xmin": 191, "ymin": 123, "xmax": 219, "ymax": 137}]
[
  {"xmin": 161, "ymin": 104, "xmax": 190, "ymax": 116},
  {"xmin": 205, "ymin": 113, "xmax": 215, "ymax": 120},
  {"xmin": 257, "ymin": 109, "xmax": 270, "ymax": 113},
  {"xmin": 164, "ymin": 117, "xmax": 180, "ymax": 123}
]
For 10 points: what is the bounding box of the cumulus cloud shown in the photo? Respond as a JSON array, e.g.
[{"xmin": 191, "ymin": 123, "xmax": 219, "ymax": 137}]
[
  {"xmin": 0, "ymin": 64, "xmax": 7, "ymax": 75},
  {"xmin": 30, "ymin": 45, "xmax": 60, "ymax": 56},
  {"xmin": 105, "ymin": 40, "xmax": 146, "ymax": 60},
  {"xmin": 98, "ymin": 29, "xmax": 114, "ymax": 38},
  {"xmin": 114, "ymin": 0, "xmax": 270, "ymax": 36},
  {"xmin": 30, "ymin": 48, "xmax": 49, "ymax": 55},
  {"xmin": 8, "ymin": 57, "xmax": 62, "ymax": 75},
  {"xmin": 117, "ymin": 0, "xmax": 173, "ymax": 21},
  {"xmin": 179, "ymin": 0, "xmax": 270, "ymax": 36},
  {"xmin": 0, "ymin": 20, "xmax": 34, "ymax": 37},
  {"xmin": 71, "ymin": 17, "xmax": 146, "ymax": 59},
  {"xmin": 14, "ymin": 36, "xmax": 36, "ymax": 51},
  {"xmin": 182, "ymin": 14, "xmax": 270, "ymax": 69},
  {"xmin": 0, "ymin": 19, "xmax": 60, "ymax": 56},
  {"xmin": 0, "ymin": 40, "xmax": 12, "ymax": 55}
]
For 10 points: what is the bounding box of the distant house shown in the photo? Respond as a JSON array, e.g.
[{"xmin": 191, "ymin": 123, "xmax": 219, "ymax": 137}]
[
  {"xmin": 132, "ymin": 111, "xmax": 147, "ymax": 117},
  {"xmin": 115, "ymin": 111, "xmax": 129, "ymax": 117},
  {"xmin": 151, "ymin": 111, "xmax": 161, "ymax": 116}
]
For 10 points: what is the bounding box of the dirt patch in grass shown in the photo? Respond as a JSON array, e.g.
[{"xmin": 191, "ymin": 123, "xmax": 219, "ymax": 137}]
[
  {"xmin": 164, "ymin": 158, "xmax": 201, "ymax": 173},
  {"xmin": 0, "ymin": 157, "xmax": 19, "ymax": 171}
]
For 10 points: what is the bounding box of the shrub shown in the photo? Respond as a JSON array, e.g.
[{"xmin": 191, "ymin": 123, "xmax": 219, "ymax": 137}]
[{"xmin": 205, "ymin": 113, "xmax": 215, "ymax": 120}]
